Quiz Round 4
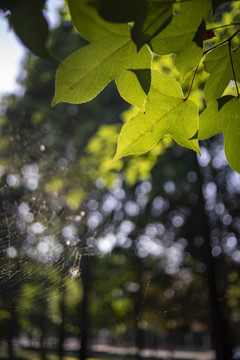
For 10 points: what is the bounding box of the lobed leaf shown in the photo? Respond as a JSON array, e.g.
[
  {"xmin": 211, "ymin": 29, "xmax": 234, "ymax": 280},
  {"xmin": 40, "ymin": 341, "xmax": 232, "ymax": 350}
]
[
  {"xmin": 151, "ymin": 0, "xmax": 209, "ymax": 76},
  {"xmin": 131, "ymin": 1, "xmax": 173, "ymax": 50},
  {"xmin": 203, "ymin": 44, "xmax": 240, "ymax": 103},
  {"xmin": 175, "ymin": 43, "xmax": 203, "ymax": 78},
  {"xmin": 199, "ymin": 97, "xmax": 240, "ymax": 173},
  {"xmin": 52, "ymin": 30, "xmax": 152, "ymax": 110},
  {"xmin": 114, "ymin": 71, "xmax": 200, "ymax": 160},
  {"xmin": 67, "ymin": 0, "xmax": 128, "ymax": 42},
  {"xmin": 90, "ymin": 0, "xmax": 173, "ymax": 50}
]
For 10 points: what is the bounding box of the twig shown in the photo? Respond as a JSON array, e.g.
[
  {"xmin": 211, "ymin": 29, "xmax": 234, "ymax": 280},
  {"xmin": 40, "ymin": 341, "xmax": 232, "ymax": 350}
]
[
  {"xmin": 228, "ymin": 40, "xmax": 239, "ymax": 98},
  {"xmin": 207, "ymin": 22, "xmax": 240, "ymax": 31},
  {"xmin": 184, "ymin": 28, "xmax": 240, "ymax": 100},
  {"xmin": 204, "ymin": 28, "xmax": 240, "ymax": 56}
]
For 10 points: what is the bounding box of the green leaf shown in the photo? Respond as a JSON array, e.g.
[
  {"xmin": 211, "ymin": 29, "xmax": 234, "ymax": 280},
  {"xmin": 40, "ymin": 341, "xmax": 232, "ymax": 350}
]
[
  {"xmin": 89, "ymin": 0, "xmax": 146, "ymax": 23},
  {"xmin": 5, "ymin": 0, "xmax": 53, "ymax": 59},
  {"xmin": 192, "ymin": 19, "xmax": 206, "ymax": 48},
  {"xmin": 151, "ymin": 0, "xmax": 209, "ymax": 76},
  {"xmin": 199, "ymin": 97, "xmax": 240, "ymax": 173},
  {"xmin": 114, "ymin": 71, "xmax": 200, "ymax": 160},
  {"xmin": 115, "ymin": 68, "xmax": 152, "ymax": 111},
  {"xmin": 90, "ymin": 0, "xmax": 172, "ymax": 50},
  {"xmin": 54, "ymin": 0, "xmax": 152, "ymax": 110},
  {"xmin": 52, "ymin": 30, "xmax": 152, "ymax": 110},
  {"xmin": 67, "ymin": 0, "xmax": 128, "ymax": 42},
  {"xmin": 131, "ymin": 1, "xmax": 173, "ymax": 50},
  {"xmin": 175, "ymin": 43, "xmax": 203, "ymax": 78},
  {"xmin": 203, "ymin": 44, "xmax": 240, "ymax": 103}
]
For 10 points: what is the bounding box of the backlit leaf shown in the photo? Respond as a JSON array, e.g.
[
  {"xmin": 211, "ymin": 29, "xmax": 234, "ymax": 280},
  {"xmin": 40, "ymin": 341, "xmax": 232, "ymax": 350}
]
[
  {"xmin": 90, "ymin": 0, "xmax": 173, "ymax": 50},
  {"xmin": 203, "ymin": 44, "xmax": 240, "ymax": 103},
  {"xmin": 67, "ymin": 0, "xmax": 127, "ymax": 42},
  {"xmin": 199, "ymin": 97, "xmax": 240, "ymax": 172},
  {"xmin": 175, "ymin": 43, "xmax": 203, "ymax": 78},
  {"xmin": 52, "ymin": 32, "xmax": 152, "ymax": 110},
  {"xmin": 151, "ymin": 0, "xmax": 209, "ymax": 76},
  {"xmin": 131, "ymin": 1, "xmax": 173, "ymax": 50},
  {"xmin": 53, "ymin": 0, "xmax": 152, "ymax": 110},
  {"xmin": 114, "ymin": 71, "xmax": 200, "ymax": 160}
]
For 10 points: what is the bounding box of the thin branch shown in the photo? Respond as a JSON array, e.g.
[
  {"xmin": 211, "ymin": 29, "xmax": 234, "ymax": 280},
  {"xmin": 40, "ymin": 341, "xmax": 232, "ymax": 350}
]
[
  {"xmin": 207, "ymin": 22, "xmax": 240, "ymax": 31},
  {"xmin": 184, "ymin": 28, "xmax": 240, "ymax": 100},
  {"xmin": 203, "ymin": 28, "xmax": 240, "ymax": 56},
  {"xmin": 228, "ymin": 40, "xmax": 239, "ymax": 98}
]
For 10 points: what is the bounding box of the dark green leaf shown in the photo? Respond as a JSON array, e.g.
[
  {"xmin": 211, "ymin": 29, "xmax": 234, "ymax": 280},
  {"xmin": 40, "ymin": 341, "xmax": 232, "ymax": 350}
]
[
  {"xmin": 217, "ymin": 95, "xmax": 234, "ymax": 111},
  {"xmin": 6, "ymin": 0, "xmax": 53, "ymax": 60},
  {"xmin": 89, "ymin": 0, "xmax": 146, "ymax": 23},
  {"xmin": 0, "ymin": 0, "xmax": 16, "ymax": 10},
  {"xmin": 128, "ymin": 69, "xmax": 151, "ymax": 95},
  {"xmin": 131, "ymin": 1, "xmax": 173, "ymax": 50},
  {"xmin": 89, "ymin": 0, "xmax": 173, "ymax": 50},
  {"xmin": 68, "ymin": 0, "xmax": 127, "ymax": 42},
  {"xmin": 193, "ymin": 19, "xmax": 206, "ymax": 48}
]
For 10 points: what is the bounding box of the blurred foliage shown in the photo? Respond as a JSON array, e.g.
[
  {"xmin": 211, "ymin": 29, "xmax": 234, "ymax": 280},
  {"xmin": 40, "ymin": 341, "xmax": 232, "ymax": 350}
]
[{"xmin": 1, "ymin": 4, "xmax": 240, "ymax": 360}]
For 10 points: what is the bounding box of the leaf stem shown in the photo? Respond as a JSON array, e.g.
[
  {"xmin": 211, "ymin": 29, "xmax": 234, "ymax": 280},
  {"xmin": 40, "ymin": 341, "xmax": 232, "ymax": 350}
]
[
  {"xmin": 183, "ymin": 63, "xmax": 200, "ymax": 101},
  {"xmin": 228, "ymin": 40, "xmax": 239, "ymax": 98}
]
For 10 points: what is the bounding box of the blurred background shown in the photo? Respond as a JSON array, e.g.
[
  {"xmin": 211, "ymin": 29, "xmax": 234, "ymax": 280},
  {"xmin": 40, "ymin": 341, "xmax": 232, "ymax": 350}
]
[{"xmin": 0, "ymin": 2, "xmax": 240, "ymax": 360}]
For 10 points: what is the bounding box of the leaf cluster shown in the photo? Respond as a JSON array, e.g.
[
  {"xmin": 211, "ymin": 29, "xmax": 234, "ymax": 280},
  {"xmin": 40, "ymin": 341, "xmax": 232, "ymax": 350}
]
[{"xmin": 3, "ymin": 0, "xmax": 240, "ymax": 173}]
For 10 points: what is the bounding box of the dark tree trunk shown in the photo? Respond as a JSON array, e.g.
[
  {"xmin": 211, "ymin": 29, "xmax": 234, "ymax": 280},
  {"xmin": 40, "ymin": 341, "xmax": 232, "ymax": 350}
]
[
  {"xmin": 192, "ymin": 154, "xmax": 234, "ymax": 360},
  {"xmin": 135, "ymin": 327, "xmax": 144, "ymax": 360},
  {"xmin": 40, "ymin": 316, "xmax": 47, "ymax": 360},
  {"xmin": 7, "ymin": 319, "xmax": 14, "ymax": 360},
  {"xmin": 133, "ymin": 255, "xmax": 148, "ymax": 360},
  {"xmin": 6, "ymin": 278, "xmax": 20, "ymax": 360},
  {"xmin": 58, "ymin": 281, "xmax": 66, "ymax": 360},
  {"xmin": 79, "ymin": 256, "xmax": 92, "ymax": 360}
]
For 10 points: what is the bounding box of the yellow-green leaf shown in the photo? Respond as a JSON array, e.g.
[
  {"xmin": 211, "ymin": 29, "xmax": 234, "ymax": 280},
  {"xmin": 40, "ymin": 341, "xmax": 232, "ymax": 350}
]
[
  {"xmin": 151, "ymin": 0, "xmax": 209, "ymax": 76},
  {"xmin": 114, "ymin": 71, "xmax": 200, "ymax": 160},
  {"xmin": 52, "ymin": 30, "xmax": 152, "ymax": 110},
  {"xmin": 203, "ymin": 44, "xmax": 240, "ymax": 103},
  {"xmin": 67, "ymin": 0, "xmax": 127, "ymax": 42},
  {"xmin": 199, "ymin": 97, "xmax": 240, "ymax": 173}
]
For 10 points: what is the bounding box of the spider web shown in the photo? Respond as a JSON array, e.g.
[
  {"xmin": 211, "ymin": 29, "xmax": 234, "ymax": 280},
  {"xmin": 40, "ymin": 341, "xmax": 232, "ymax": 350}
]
[{"xmin": 0, "ymin": 106, "xmax": 102, "ymax": 325}]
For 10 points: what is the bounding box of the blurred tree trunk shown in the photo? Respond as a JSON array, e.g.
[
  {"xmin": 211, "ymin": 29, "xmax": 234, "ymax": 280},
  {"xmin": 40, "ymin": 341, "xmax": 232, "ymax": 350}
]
[
  {"xmin": 40, "ymin": 315, "xmax": 47, "ymax": 360},
  {"xmin": 133, "ymin": 255, "xmax": 147, "ymax": 360},
  {"xmin": 79, "ymin": 256, "xmax": 92, "ymax": 360},
  {"xmin": 7, "ymin": 310, "xmax": 15, "ymax": 360},
  {"xmin": 58, "ymin": 280, "xmax": 66, "ymax": 360},
  {"xmin": 192, "ymin": 154, "xmax": 234, "ymax": 360},
  {"xmin": 135, "ymin": 326, "xmax": 144, "ymax": 360},
  {"xmin": 6, "ymin": 268, "xmax": 21, "ymax": 360}
]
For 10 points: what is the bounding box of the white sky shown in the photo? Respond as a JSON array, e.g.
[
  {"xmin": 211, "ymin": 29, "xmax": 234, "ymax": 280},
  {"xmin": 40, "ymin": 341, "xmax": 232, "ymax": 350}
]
[{"xmin": 0, "ymin": 0, "xmax": 64, "ymax": 97}]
